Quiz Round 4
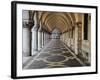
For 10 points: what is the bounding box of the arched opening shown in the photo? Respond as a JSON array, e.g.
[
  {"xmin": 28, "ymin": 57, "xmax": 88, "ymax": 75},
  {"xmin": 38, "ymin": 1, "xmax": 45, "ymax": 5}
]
[{"xmin": 51, "ymin": 28, "xmax": 61, "ymax": 39}]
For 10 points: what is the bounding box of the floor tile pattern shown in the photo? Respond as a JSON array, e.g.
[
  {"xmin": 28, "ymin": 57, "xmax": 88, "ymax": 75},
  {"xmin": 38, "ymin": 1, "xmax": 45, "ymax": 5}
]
[{"xmin": 24, "ymin": 39, "xmax": 84, "ymax": 69}]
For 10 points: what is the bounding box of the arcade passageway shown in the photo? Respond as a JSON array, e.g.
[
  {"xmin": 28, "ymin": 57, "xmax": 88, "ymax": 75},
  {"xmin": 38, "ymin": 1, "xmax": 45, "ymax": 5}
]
[
  {"xmin": 24, "ymin": 39, "xmax": 85, "ymax": 69},
  {"xmin": 22, "ymin": 11, "xmax": 91, "ymax": 69}
]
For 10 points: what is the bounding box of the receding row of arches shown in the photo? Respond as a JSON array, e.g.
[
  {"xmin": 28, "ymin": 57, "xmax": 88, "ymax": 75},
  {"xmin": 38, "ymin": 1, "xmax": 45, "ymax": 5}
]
[{"xmin": 22, "ymin": 10, "xmax": 91, "ymax": 67}]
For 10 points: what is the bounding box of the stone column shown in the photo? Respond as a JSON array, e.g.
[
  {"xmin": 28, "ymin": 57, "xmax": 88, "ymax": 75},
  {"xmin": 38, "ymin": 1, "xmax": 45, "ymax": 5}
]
[
  {"xmin": 47, "ymin": 33, "xmax": 50, "ymax": 43},
  {"xmin": 88, "ymin": 15, "xmax": 91, "ymax": 64},
  {"xmin": 45, "ymin": 32, "xmax": 47, "ymax": 45},
  {"xmin": 22, "ymin": 22, "xmax": 31, "ymax": 56},
  {"xmin": 22, "ymin": 10, "xmax": 31, "ymax": 56},
  {"xmin": 38, "ymin": 27, "xmax": 42, "ymax": 51},
  {"xmin": 31, "ymin": 26, "xmax": 38, "ymax": 55},
  {"xmin": 74, "ymin": 26, "xmax": 78, "ymax": 55},
  {"xmin": 64, "ymin": 32, "xmax": 66, "ymax": 44},
  {"xmin": 42, "ymin": 31, "xmax": 44, "ymax": 48},
  {"xmin": 44, "ymin": 32, "xmax": 46, "ymax": 45},
  {"xmin": 60, "ymin": 34, "xmax": 62, "ymax": 41},
  {"xmin": 31, "ymin": 11, "xmax": 39, "ymax": 56},
  {"xmin": 48, "ymin": 33, "xmax": 51, "ymax": 42},
  {"xmin": 64, "ymin": 33, "xmax": 66, "ymax": 44}
]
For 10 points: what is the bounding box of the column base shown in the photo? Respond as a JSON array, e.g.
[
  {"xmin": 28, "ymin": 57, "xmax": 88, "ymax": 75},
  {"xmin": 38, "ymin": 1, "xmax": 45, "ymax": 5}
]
[
  {"xmin": 38, "ymin": 47, "xmax": 42, "ymax": 51},
  {"xmin": 42, "ymin": 45, "xmax": 44, "ymax": 48},
  {"xmin": 31, "ymin": 50, "xmax": 38, "ymax": 56},
  {"xmin": 22, "ymin": 51, "xmax": 30, "ymax": 57}
]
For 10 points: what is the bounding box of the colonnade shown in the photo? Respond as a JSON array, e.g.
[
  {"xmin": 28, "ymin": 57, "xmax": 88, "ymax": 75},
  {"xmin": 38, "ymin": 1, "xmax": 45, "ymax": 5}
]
[
  {"xmin": 22, "ymin": 22, "xmax": 90, "ymax": 64},
  {"xmin": 31, "ymin": 26, "xmax": 51, "ymax": 55},
  {"xmin": 60, "ymin": 23, "xmax": 82, "ymax": 55},
  {"xmin": 22, "ymin": 22, "xmax": 31, "ymax": 56},
  {"xmin": 60, "ymin": 22, "xmax": 91, "ymax": 64},
  {"xmin": 22, "ymin": 11, "xmax": 51, "ymax": 56},
  {"xmin": 22, "ymin": 23, "xmax": 51, "ymax": 56}
]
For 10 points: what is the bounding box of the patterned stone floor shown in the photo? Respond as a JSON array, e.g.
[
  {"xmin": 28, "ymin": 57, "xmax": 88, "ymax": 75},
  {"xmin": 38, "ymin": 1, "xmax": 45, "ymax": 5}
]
[{"xmin": 23, "ymin": 39, "xmax": 85, "ymax": 69}]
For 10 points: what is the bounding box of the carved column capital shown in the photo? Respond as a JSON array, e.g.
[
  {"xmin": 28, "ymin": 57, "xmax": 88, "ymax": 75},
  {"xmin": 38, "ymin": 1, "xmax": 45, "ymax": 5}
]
[
  {"xmin": 23, "ymin": 21, "xmax": 29, "ymax": 28},
  {"xmin": 32, "ymin": 24, "xmax": 40, "ymax": 31},
  {"xmin": 38, "ymin": 26, "xmax": 42, "ymax": 32},
  {"xmin": 75, "ymin": 22, "xmax": 82, "ymax": 27}
]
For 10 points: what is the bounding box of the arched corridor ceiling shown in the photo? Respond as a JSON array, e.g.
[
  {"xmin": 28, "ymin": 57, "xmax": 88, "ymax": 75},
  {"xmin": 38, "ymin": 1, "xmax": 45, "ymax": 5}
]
[
  {"xmin": 39, "ymin": 11, "xmax": 76, "ymax": 33},
  {"xmin": 25, "ymin": 10, "xmax": 86, "ymax": 33},
  {"xmin": 27, "ymin": 11, "xmax": 84, "ymax": 33}
]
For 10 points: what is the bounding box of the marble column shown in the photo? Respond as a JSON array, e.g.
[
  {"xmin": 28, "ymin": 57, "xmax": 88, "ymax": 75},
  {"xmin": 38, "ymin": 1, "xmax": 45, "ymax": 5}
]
[
  {"xmin": 60, "ymin": 34, "xmax": 63, "ymax": 41},
  {"xmin": 31, "ymin": 26, "xmax": 39, "ymax": 55},
  {"xmin": 68, "ymin": 30, "xmax": 71, "ymax": 47},
  {"xmin": 88, "ymin": 15, "xmax": 91, "ymax": 64},
  {"xmin": 47, "ymin": 33, "xmax": 50, "ymax": 43},
  {"xmin": 22, "ymin": 22, "xmax": 31, "ymax": 56},
  {"xmin": 44, "ymin": 32, "xmax": 46, "ymax": 45},
  {"xmin": 42, "ymin": 31, "xmax": 44, "ymax": 48},
  {"xmin": 64, "ymin": 33, "xmax": 66, "ymax": 44},
  {"xmin": 45, "ymin": 33, "xmax": 49, "ymax": 44},
  {"xmin": 49, "ymin": 33, "xmax": 51, "ymax": 42},
  {"xmin": 31, "ymin": 11, "xmax": 40, "ymax": 56},
  {"xmin": 74, "ymin": 26, "xmax": 78, "ymax": 55},
  {"xmin": 38, "ymin": 27, "xmax": 42, "ymax": 51}
]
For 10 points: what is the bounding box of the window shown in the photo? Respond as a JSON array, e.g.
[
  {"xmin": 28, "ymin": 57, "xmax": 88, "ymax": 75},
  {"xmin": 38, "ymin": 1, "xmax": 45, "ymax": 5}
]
[{"xmin": 84, "ymin": 14, "xmax": 88, "ymax": 40}]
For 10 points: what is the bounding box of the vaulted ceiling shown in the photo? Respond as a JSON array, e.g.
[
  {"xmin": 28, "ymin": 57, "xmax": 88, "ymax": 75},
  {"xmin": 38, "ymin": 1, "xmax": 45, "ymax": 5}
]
[
  {"xmin": 39, "ymin": 11, "xmax": 76, "ymax": 33},
  {"xmin": 28, "ymin": 11, "xmax": 83, "ymax": 33}
]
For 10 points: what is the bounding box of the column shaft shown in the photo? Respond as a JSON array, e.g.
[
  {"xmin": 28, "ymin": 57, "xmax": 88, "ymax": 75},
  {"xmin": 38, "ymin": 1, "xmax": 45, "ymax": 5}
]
[
  {"xmin": 42, "ymin": 32, "xmax": 44, "ymax": 48},
  {"xmin": 38, "ymin": 31, "xmax": 42, "ymax": 51},
  {"xmin": 31, "ymin": 29, "xmax": 38, "ymax": 55},
  {"xmin": 22, "ymin": 28, "xmax": 31, "ymax": 56},
  {"xmin": 75, "ymin": 26, "xmax": 78, "ymax": 55}
]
